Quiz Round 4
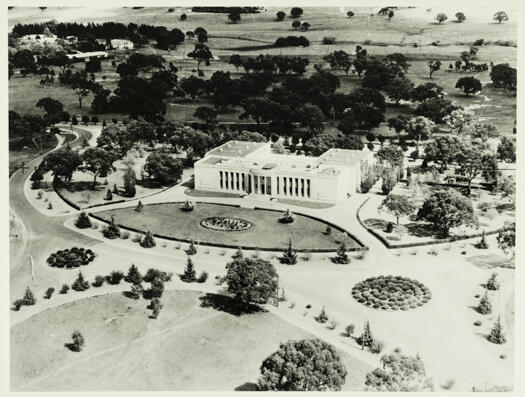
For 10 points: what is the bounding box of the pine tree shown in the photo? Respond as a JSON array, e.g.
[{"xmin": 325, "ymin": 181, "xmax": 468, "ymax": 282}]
[
  {"xmin": 23, "ymin": 287, "xmax": 36, "ymax": 305},
  {"xmin": 357, "ymin": 320, "xmax": 374, "ymax": 349},
  {"xmin": 105, "ymin": 189, "xmax": 113, "ymax": 200},
  {"xmin": 75, "ymin": 211, "xmax": 92, "ymax": 229},
  {"xmin": 186, "ymin": 241, "xmax": 197, "ymax": 255},
  {"xmin": 72, "ymin": 271, "xmax": 90, "ymax": 291},
  {"xmin": 486, "ymin": 272, "xmax": 500, "ymax": 291},
  {"xmin": 477, "ymin": 291, "xmax": 492, "ymax": 314},
  {"xmin": 129, "ymin": 282, "xmax": 142, "ymax": 299},
  {"xmin": 103, "ymin": 215, "xmax": 121, "ymax": 239},
  {"xmin": 124, "ymin": 264, "xmax": 143, "ymax": 284},
  {"xmin": 181, "ymin": 257, "xmax": 197, "ymax": 282},
  {"xmin": 280, "ymin": 238, "xmax": 298, "ymax": 265},
  {"xmin": 232, "ymin": 247, "xmax": 244, "ymax": 259},
  {"xmin": 487, "ymin": 316, "xmax": 506, "ymax": 344},
  {"xmin": 332, "ymin": 241, "xmax": 350, "ymax": 264},
  {"xmin": 135, "ymin": 200, "xmax": 144, "ymax": 212},
  {"xmin": 140, "ymin": 231, "xmax": 156, "ymax": 248},
  {"xmin": 316, "ymin": 306, "xmax": 329, "ymax": 323}
]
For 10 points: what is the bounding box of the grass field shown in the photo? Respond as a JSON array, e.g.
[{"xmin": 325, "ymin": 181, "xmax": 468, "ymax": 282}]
[
  {"xmin": 97, "ymin": 202, "xmax": 360, "ymax": 250},
  {"xmin": 11, "ymin": 290, "xmax": 372, "ymax": 391},
  {"xmin": 9, "ymin": 6, "xmax": 517, "ymax": 136}
]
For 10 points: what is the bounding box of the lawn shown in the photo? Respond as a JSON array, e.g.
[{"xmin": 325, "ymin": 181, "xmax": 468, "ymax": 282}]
[
  {"xmin": 96, "ymin": 202, "xmax": 361, "ymax": 250},
  {"xmin": 11, "ymin": 290, "xmax": 372, "ymax": 391}
]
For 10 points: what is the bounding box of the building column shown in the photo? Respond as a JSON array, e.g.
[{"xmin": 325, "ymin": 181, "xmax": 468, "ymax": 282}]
[{"xmin": 291, "ymin": 177, "xmax": 295, "ymax": 197}]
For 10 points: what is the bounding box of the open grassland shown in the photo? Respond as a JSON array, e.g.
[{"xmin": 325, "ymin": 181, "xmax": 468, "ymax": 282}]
[
  {"xmin": 11, "ymin": 290, "xmax": 371, "ymax": 391},
  {"xmin": 96, "ymin": 202, "xmax": 360, "ymax": 250}
]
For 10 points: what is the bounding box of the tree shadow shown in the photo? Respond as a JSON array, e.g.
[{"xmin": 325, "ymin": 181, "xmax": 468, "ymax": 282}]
[
  {"xmin": 65, "ymin": 181, "xmax": 100, "ymax": 192},
  {"xmin": 64, "ymin": 342, "xmax": 79, "ymax": 352},
  {"xmin": 235, "ymin": 382, "xmax": 260, "ymax": 391},
  {"xmin": 404, "ymin": 222, "xmax": 436, "ymax": 238},
  {"xmin": 199, "ymin": 293, "xmax": 265, "ymax": 316},
  {"xmin": 122, "ymin": 290, "xmax": 141, "ymax": 300}
]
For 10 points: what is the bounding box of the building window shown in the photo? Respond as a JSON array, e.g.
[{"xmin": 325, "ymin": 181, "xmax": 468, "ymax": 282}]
[
  {"xmin": 224, "ymin": 172, "xmax": 228, "ymax": 189},
  {"xmin": 289, "ymin": 177, "xmax": 293, "ymax": 196},
  {"xmin": 276, "ymin": 177, "xmax": 280, "ymax": 195},
  {"xmin": 242, "ymin": 173, "xmax": 245, "ymax": 191},
  {"xmin": 307, "ymin": 179, "xmax": 311, "ymax": 197},
  {"xmin": 219, "ymin": 171, "xmax": 223, "ymax": 189},
  {"xmin": 230, "ymin": 172, "xmax": 234, "ymax": 190},
  {"xmin": 236, "ymin": 172, "xmax": 240, "ymax": 190},
  {"xmin": 301, "ymin": 178, "xmax": 304, "ymax": 197},
  {"xmin": 283, "ymin": 177, "xmax": 286, "ymax": 195},
  {"xmin": 295, "ymin": 178, "xmax": 299, "ymax": 196}
]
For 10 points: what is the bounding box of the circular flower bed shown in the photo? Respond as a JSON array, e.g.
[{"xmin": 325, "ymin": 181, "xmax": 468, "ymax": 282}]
[
  {"xmin": 351, "ymin": 275, "xmax": 431, "ymax": 311},
  {"xmin": 200, "ymin": 216, "xmax": 253, "ymax": 232},
  {"xmin": 47, "ymin": 247, "xmax": 96, "ymax": 268}
]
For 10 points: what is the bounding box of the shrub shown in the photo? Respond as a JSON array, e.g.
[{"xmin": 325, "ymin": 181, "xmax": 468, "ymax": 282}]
[
  {"xmin": 301, "ymin": 253, "xmax": 312, "ymax": 261},
  {"xmin": 186, "ymin": 241, "xmax": 197, "ymax": 255},
  {"xmin": 22, "ymin": 287, "xmax": 36, "ymax": 305},
  {"xmin": 427, "ymin": 248, "xmax": 438, "ymax": 256},
  {"xmin": 47, "ymin": 247, "xmax": 96, "ymax": 268},
  {"xmin": 486, "ymin": 272, "xmax": 500, "ymax": 290},
  {"xmin": 148, "ymin": 277, "xmax": 165, "ymax": 298},
  {"xmin": 105, "ymin": 189, "xmax": 113, "ymax": 201},
  {"xmin": 72, "ymin": 271, "xmax": 90, "ymax": 291},
  {"xmin": 36, "ymin": 191, "xmax": 43, "ymax": 199},
  {"xmin": 328, "ymin": 320, "xmax": 338, "ymax": 330},
  {"xmin": 322, "ymin": 36, "xmax": 336, "ymax": 45},
  {"xmin": 121, "ymin": 231, "xmax": 130, "ymax": 239},
  {"xmin": 47, "ymin": 202, "xmax": 53, "ymax": 209},
  {"xmin": 369, "ymin": 339, "xmax": 384, "ymax": 354},
  {"xmin": 92, "ymin": 275, "xmax": 105, "ymax": 287},
  {"xmin": 103, "ymin": 216, "xmax": 121, "ymax": 239},
  {"xmin": 487, "ymin": 316, "xmax": 506, "ymax": 344},
  {"xmin": 473, "ymin": 39, "xmax": 485, "ymax": 46},
  {"xmin": 44, "ymin": 287, "xmax": 55, "ymax": 299},
  {"xmin": 107, "ymin": 271, "xmax": 125, "ymax": 285},
  {"xmin": 315, "ymin": 306, "xmax": 329, "ymax": 323},
  {"xmin": 140, "ymin": 231, "xmax": 156, "ymax": 248},
  {"xmin": 12, "ymin": 299, "xmax": 24, "ymax": 311},
  {"xmin": 332, "ymin": 241, "xmax": 350, "ymax": 264},
  {"xmin": 280, "ymin": 238, "xmax": 297, "ymax": 265},
  {"xmin": 124, "ymin": 264, "xmax": 143, "ymax": 284},
  {"xmin": 75, "ymin": 212, "xmax": 92, "ymax": 229},
  {"xmin": 279, "ymin": 209, "xmax": 295, "ymax": 224},
  {"xmin": 150, "ymin": 297, "xmax": 163, "ymax": 319},
  {"xmin": 474, "ymin": 320, "xmax": 482, "ymax": 326},
  {"xmin": 196, "ymin": 271, "xmax": 209, "ymax": 283},
  {"xmin": 60, "ymin": 284, "xmax": 70, "ymax": 294},
  {"xmin": 180, "ymin": 257, "xmax": 197, "ymax": 282},
  {"xmin": 441, "ymin": 379, "xmax": 456, "ymax": 390}
]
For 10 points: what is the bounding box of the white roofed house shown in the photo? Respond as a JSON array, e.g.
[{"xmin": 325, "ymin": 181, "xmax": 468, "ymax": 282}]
[
  {"xmin": 194, "ymin": 140, "xmax": 374, "ymax": 204},
  {"xmin": 20, "ymin": 33, "xmax": 58, "ymax": 44},
  {"xmin": 66, "ymin": 51, "xmax": 108, "ymax": 61},
  {"xmin": 110, "ymin": 39, "xmax": 134, "ymax": 50}
]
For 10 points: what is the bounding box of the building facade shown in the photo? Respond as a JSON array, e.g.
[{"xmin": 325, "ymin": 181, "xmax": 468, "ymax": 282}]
[
  {"xmin": 194, "ymin": 140, "xmax": 374, "ymax": 204},
  {"xmin": 110, "ymin": 39, "xmax": 134, "ymax": 50}
]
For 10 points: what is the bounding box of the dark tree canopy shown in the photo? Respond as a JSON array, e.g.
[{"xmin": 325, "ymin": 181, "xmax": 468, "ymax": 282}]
[{"xmin": 144, "ymin": 150, "xmax": 183, "ymax": 186}]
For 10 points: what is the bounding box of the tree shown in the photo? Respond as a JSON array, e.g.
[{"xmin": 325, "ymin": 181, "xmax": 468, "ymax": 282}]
[
  {"xmin": 223, "ymin": 257, "xmax": 278, "ymax": 307},
  {"xmin": 455, "ymin": 12, "xmax": 466, "ymax": 23},
  {"xmin": 377, "ymin": 146, "xmax": 404, "ymax": 168},
  {"xmin": 23, "ymin": 287, "xmax": 36, "ymax": 305},
  {"xmin": 455, "ymin": 140, "xmax": 497, "ymax": 195},
  {"xmin": 385, "ymin": 77, "xmax": 414, "ymax": 105},
  {"xmin": 228, "ymin": 12, "xmax": 241, "ymax": 23},
  {"xmin": 40, "ymin": 147, "xmax": 82, "ymax": 185},
  {"xmin": 280, "ymin": 238, "xmax": 298, "ymax": 265},
  {"xmin": 123, "ymin": 166, "xmax": 136, "ymax": 197},
  {"xmin": 36, "ymin": 97, "xmax": 64, "ymax": 124},
  {"xmin": 493, "ymin": 11, "xmax": 509, "ymax": 24},
  {"xmin": 427, "ymin": 60, "xmax": 441, "ymax": 79},
  {"xmin": 406, "ymin": 116, "xmax": 435, "ymax": 154},
  {"xmin": 470, "ymin": 122, "xmax": 499, "ymax": 141},
  {"xmin": 276, "ymin": 11, "xmax": 286, "ymax": 21},
  {"xmin": 144, "ymin": 150, "xmax": 183, "ymax": 186},
  {"xmin": 486, "ymin": 273, "xmax": 500, "ymax": 290},
  {"xmin": 323, "ymin": 50, "xmax": 352, "ymax": 75},
  {"xmin": 300, "ymin": 22, "xmax": 311, "ymax": 32},
  {"xmin": 150, "ymin": 298, "xmax": 163, "ymax": 318},
  {"xmin": 411, "ymin": 83, "xmax": 444, "ymax": 103},
  {"xmin": 477, "ymin": 291, "xmax": 492, "ymax": 314},
  {"xmin": 332, "ymin": 241, "xmax": 350, "ymax": 264},
  {"xmin": 487, "ymin": 316, "xmax": 506, "ymax": 344},
  {"xmin": 85, "ymin": 58, "xmax": 101, "ymax": 73},
  {"xmin": 140, "ymin": 231, "xmax": 156, "ymax": 248},
  {"xmin": 423, "ymin": 136, "xmax": 462, "ymax": 171},
  {"xmin": 180, "ymin": 75, "xmax": 206, "ymax": 104},
  {"xmin": 258, "ymin": 338, "xmax": 347, "ymax": 391},
  {"xmin": 497, "ymin": 136, "xmax": 516, "ymax": 163},
  {"xmin": 272, "ymin": 140, "xmax": 285, "ymax": 154},
  {"xmin": 417, "ymin": 189, "xmax": 475, "ymax": 237},
  {"xmin": 75, "ymin": 211, "xmax": 92, "ymax": 229},
  {"xmin": 357, "ymin": 320, "xmax": 374, "ymax": 349},
  {"xmin": 187, "ymin": 43, "xmax": 213, "ymax": 72},
  {"xmin": 194, "ymin": 106, "xmax": 218, "ymax": 125},
  {"xmin": 490, "ymin": 63, "xmax": 516, "ymax": 91},
  {"xmin": 347, "ymin": 11, "xmax": 355, "ymax": 18},
  {"xmin": 290, "ymin": 7, "xmax": 304, "ymax": 18},
  {"xmin": 298, "ymin": 104, "xmax": 325, "ymax": 136},
  {"xmin": 71, "ymin": 330, "xmax": 85, "ymax": 352},
  {"xmin": 381, "ymin": 167, "xmax": 397, "ymax": 195},
  {"xmin": 169, "ymin": 126, "xmax": 212, "ymax": 161},
  {"xmin": 180, "ymin": 13, "xmax": 187, "ymax": 20},
  {"xmin": 124, "ymin": 264, "xmax": 143, "ymax": 284},
  {"xmin": 80, "ymin": 147, "xmax": 115, "ymax": 189},
  {"xmin": 455, "ymin": 76, "xmax": 482, "ymax": 96},
  {"xmin": 365, "ymin": 349, "xmax": 433, "ymax": 391},
  {"xmin": 149, "ymin": 277, "xmax": 165, "ymax": 298},
  {"xmin": 435, "ymin": 13, "xmax": 448, "ymax": 24},
  {"xmin": 497, "ymin": 221, "xmax": 515, "ymax": 256},
  {"xmin": 44, "ymin": 287, "xmax": 55, "ymax": 299},
  {"xmin": 181, "ymin": 257, "xmax": 197, "ymax": 282},
  {"xmin": 103, "ymin": 215, "xmax": 121, "ymax": 239},
  {"xmin": 72, "ymin": 270, "xmax": 90, "ymax": 291},
  {"xmin": 292, "ymin": 20, "xmax": 301, "ymax": 30},
  {"xmin": 116, "ymin": 62, "xmax": 138, "ymax": 77},
  {"xmin": 443, "ymin": 109, "xmax": 477, "ymax": 134},
  {"xmin": 380, "ymin": 194, "xmax": 415, "ymax": 225}
]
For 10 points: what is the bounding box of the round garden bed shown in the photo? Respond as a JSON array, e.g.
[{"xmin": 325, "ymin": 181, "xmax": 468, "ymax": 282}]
[
  {"xmin": 351, "ymin": 275, "xmax": 431, "ymax": 311},
  {"xmin": 200, "ymin": 216, "xmax": 253, "ymax": 232},
  {"xmin": 47, "ymin": 247, "xmax": 96, "ymax": 268}
]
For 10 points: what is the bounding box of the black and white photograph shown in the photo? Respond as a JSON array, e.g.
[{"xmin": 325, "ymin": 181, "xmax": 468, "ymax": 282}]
[{"xmin": 5, "ymin": 2, "xmax": 519, "ymax": 393}]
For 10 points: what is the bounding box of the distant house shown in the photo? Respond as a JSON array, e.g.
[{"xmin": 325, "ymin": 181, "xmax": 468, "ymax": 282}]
[
  {"xmin": 20, "ymin": 34, "xmax": 57, "ymax": 44},
  {"xmin": 110, "ymin": 39, "xmax": 134, "ymax": 50},
  {"xmin": 66, "ymin": 51, "xmax": 108, "ymax": 61}
]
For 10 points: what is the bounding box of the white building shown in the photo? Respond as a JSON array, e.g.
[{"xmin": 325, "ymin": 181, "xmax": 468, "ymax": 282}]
[
  {"xmin": 20, "ymin": 33, "xmax": 58, "ymax": 44},
  {"xmin": 194, "ymin": 140, "xmax": 374, "ymax": 204},
  {"xmin": 66, "ymin": 51, "xmax": 108, "ymax": 61},
  {"xmin": 110, "ymin": 39, "xmax": 134, "ymax": 50}
]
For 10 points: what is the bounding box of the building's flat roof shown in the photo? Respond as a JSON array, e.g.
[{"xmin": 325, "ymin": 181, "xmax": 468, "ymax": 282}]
[
  {"xmin": 206, "ymin": 140, "xmax": 268, "ymax": 158},
  {"xmin": 318, "ymin": 148, "xmax": 370, "ymax": 167}
]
